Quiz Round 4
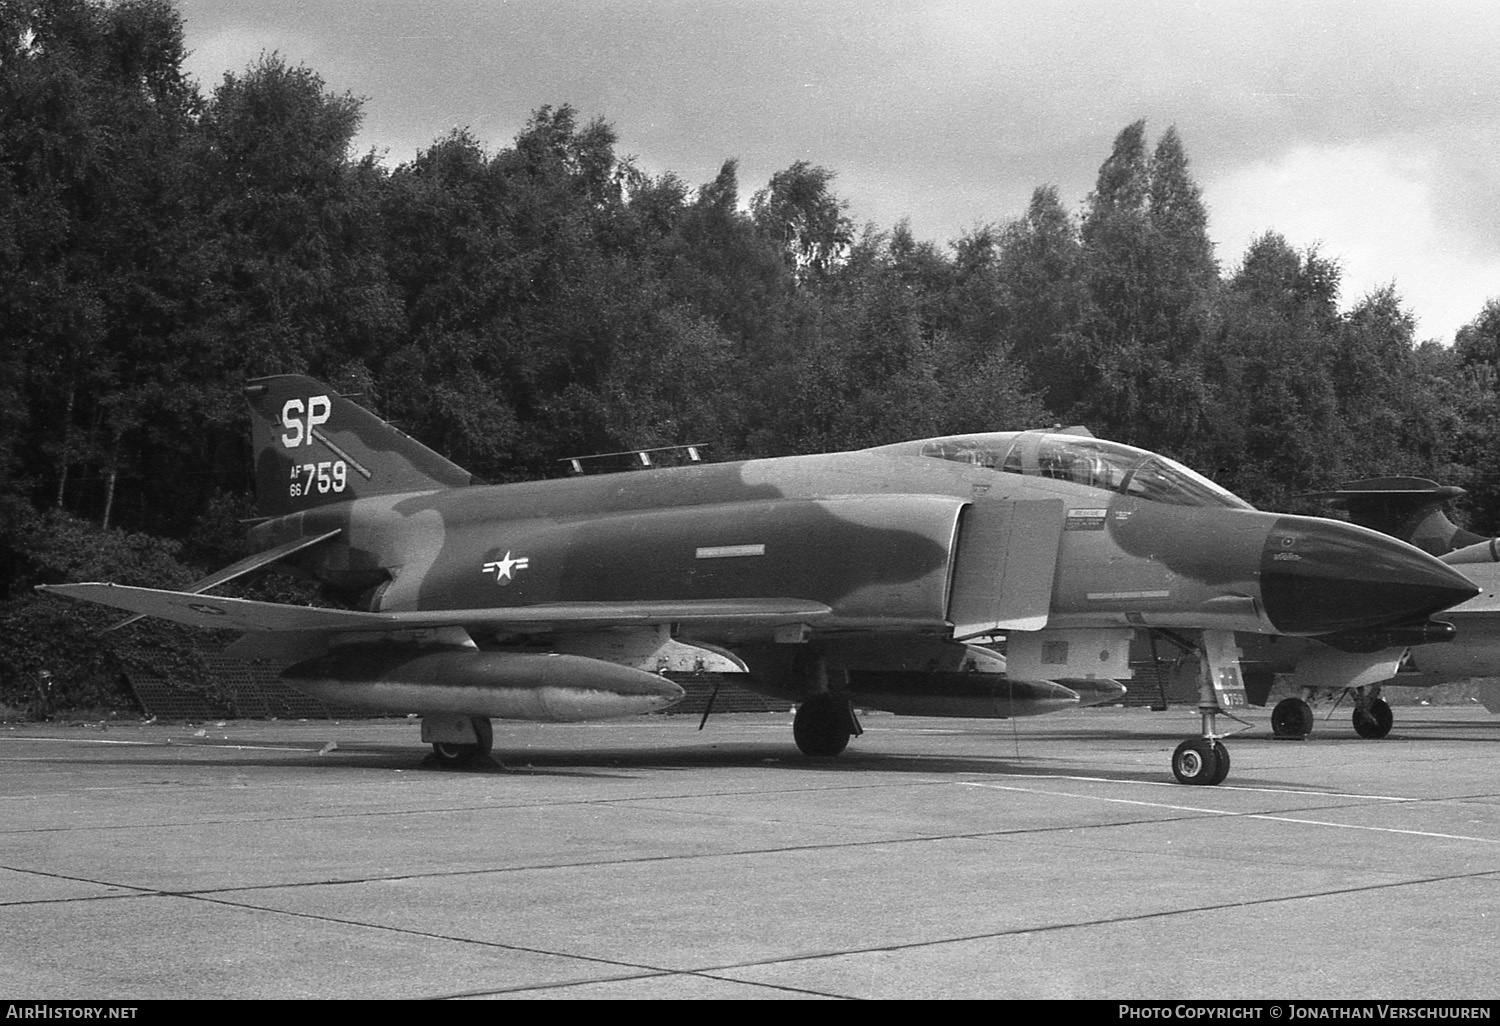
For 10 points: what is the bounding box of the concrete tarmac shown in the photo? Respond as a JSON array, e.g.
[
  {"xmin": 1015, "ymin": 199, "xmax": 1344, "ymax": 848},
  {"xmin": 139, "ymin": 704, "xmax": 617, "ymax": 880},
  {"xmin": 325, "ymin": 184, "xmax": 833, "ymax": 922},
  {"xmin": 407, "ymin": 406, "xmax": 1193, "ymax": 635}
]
[{"xmin": 2, "ymin": 704, "xmax": 1499, "ymax": 1000}]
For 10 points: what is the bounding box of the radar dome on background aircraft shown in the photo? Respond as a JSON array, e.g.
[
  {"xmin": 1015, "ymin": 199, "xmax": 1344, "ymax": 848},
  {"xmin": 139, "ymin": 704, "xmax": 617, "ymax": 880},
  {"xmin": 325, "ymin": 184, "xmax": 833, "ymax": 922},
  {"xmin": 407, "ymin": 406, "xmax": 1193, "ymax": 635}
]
[
  {"xmin": 1241, "ymin": 477, "xmax": 1500, "ymax": 740},
  {"xmin": 37, "ymin": 380, "xmax": 1478, "ymax": 785}
]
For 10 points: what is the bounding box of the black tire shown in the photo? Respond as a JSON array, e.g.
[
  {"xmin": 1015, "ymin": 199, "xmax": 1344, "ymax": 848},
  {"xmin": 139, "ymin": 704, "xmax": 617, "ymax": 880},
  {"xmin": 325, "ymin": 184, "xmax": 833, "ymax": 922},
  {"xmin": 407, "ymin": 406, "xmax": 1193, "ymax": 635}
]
[
  {"xmin": 793, "ymin": 697, "xmax": 851, "ymax": 757},
  {"xmin": 1352, "ymin": 698, "xmax": 1394, "ymax": 739},
  {"xmin": 470, "ymin": 716, "xmax": 494, "ymax": 756},
  {"xmin": 1271, "ymin": 697, "xmax": 1314, "ymax": 738},
  {"xmin": 431, "ymin": 741, "xmax": 479, "ymax": 769},
  {"xmin": 1208, "ymin": 740, "xmax": 1231, "ymax": 786},
  {"xmin": 431, "ymin": 717, "xmax": 493, "ymax": 768},
  {"xmin": 1172, "ymin": 737, "xmax": 1221, "ymax": 785}
]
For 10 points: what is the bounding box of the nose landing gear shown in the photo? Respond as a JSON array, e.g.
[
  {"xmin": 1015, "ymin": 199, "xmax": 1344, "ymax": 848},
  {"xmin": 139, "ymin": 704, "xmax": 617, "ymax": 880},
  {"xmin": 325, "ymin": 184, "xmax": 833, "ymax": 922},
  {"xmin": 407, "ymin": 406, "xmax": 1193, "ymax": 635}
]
[{"xmin": 1170, "ymin": 630, "xmax": 1247, "ymax": 786}]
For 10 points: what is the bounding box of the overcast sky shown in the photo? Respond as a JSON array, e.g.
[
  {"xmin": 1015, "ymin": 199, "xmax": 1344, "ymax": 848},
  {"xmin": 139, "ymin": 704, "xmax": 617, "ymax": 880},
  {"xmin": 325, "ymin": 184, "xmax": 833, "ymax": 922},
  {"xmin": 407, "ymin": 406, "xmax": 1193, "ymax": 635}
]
[{"xmin": 178, "ymin": 0, "xmax": 1500, "ymax": 344}]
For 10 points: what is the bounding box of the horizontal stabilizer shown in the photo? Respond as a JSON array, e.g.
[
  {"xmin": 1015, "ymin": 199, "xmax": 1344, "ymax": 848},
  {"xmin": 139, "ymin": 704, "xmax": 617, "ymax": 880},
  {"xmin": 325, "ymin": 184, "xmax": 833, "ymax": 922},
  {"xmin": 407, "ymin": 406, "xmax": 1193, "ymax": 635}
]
[
  {"xmin": 104, "ymin": 529, "xmax": 342, "ymax": 632},
  {"xmin": 38, "ymin": 582, "xmax": 832, "ymax": 635}
]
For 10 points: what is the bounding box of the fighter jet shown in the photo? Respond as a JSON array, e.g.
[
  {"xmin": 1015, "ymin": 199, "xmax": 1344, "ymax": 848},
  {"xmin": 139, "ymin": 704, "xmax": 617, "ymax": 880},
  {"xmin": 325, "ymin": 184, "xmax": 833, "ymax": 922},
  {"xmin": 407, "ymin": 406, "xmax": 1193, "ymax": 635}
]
[
  {"xmin": 1247, "ymin": 478, "xmax": 1500, "ymax": 739},
  {"xmin": 35, "ymin": 377, "xmax": 1478, "ymax": 784}
]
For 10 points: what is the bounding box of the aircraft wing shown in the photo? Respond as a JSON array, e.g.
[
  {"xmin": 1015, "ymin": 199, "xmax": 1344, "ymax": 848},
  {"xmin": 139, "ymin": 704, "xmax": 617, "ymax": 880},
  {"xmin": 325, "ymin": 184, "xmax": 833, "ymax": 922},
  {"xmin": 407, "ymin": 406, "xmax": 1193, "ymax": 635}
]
[
  {"xmin": 103, "ymin": 528, "xmax": 343, "ymax": 632},
  {"xmin": 1444, "ymin": 562, "xmax": 1500, "ymax": 615},
  {"xmin": 38, "ymin": 582, "xmax": 832, "ymax": 634}
]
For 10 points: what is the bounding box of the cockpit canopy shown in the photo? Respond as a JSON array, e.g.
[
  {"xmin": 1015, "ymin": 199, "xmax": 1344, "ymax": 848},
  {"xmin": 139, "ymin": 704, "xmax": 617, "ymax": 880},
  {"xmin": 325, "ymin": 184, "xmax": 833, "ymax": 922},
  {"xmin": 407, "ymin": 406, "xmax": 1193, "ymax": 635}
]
[{"xmin": 869, "ymin": 431, "xmax": 1253, "ymax": 510}]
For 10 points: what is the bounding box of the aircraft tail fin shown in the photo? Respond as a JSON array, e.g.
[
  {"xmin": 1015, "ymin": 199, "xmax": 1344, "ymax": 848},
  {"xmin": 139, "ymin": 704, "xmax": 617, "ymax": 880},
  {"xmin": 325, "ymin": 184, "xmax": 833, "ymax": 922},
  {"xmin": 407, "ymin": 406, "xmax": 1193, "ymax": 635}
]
[
  {"xmin": 1304, "ymin": 477, "xmax": 1484, "ymax": 556},
  {"xmin": 245, "ymin": 375, "xmax": 478, "ymax": 518}
]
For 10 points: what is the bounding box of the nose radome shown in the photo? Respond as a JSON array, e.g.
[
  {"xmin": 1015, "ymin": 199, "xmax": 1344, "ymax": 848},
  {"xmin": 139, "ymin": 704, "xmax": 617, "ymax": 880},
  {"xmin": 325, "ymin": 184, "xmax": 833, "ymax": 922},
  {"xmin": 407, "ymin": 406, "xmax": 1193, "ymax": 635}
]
[{"xmin": 1260, "ymin": 516, "xmax": 1480, "ymax": 636}]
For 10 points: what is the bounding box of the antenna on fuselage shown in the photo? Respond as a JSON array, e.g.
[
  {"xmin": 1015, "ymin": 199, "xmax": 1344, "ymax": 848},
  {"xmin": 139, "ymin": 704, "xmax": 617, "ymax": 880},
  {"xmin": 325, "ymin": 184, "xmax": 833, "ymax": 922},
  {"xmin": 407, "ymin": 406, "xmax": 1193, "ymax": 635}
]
[{"xmin": 560, "ymin": 444, "xmax": 707, "ymax": 476}]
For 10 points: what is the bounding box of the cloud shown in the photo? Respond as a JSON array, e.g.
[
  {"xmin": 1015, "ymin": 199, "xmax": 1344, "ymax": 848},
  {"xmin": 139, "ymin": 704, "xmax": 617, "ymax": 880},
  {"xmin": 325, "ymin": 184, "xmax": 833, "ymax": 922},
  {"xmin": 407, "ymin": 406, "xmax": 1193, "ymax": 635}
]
[
  {"xmin": 1207, "ymin": 143, "xmax": 1500, "ymax": 341},
  {"xmin": 174, "ymin": 0, "xmax": 1500, "ymax": 342},
  {"xmin": 183, "ymin": 26, "xmax": 295, "ymax": 88}
]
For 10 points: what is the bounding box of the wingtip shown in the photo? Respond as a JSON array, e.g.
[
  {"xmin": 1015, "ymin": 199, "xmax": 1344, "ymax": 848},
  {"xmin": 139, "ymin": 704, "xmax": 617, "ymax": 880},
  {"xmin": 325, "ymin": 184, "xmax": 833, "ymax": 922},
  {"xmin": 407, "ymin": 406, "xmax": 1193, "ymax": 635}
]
[{"xmin": 35, "ymin": 582, "xmax": 114, "ymax": 595}]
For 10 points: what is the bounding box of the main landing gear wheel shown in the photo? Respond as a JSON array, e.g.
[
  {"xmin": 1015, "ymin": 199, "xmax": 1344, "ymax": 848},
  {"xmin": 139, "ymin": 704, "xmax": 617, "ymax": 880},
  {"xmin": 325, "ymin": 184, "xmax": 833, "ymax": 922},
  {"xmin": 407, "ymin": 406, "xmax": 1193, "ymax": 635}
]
[
  {"xmin": 1207, "ymin": 740, "xmax": 1230, "ymax": 786},
  {"xmin": 793, "ymin": 695, "xmax": 855, "ymax": 757},
  {"xmin": 1271, "ymin": 697, "xmax": 1314, "ymax": 739},
  {"xmin": 431, "ymin": 716, "xmax": 494, "ymax": 769},
  {"xmin": 1172, "ymin": 737, "xmax": 1227, "ymax": 786},
  {"xmin": 1352, "ymin": 697, "xmax": 1394, "ymax": 739}
]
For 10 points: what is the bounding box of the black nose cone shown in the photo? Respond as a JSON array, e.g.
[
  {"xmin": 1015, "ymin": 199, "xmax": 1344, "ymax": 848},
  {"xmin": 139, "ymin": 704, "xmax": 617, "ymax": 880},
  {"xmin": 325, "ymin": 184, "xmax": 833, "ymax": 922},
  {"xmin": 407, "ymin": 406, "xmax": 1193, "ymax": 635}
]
[{"xmin": 1260, "ymin": 516, "xmax": 1479, "ymax": 635}]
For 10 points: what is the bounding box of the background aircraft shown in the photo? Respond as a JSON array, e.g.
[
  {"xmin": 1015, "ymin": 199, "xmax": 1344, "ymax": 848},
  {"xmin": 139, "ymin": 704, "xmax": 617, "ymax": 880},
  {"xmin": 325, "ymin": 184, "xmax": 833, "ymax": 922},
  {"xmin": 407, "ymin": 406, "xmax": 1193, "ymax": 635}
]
[
  {"xmin": 36, "ymin": 377, "xmax": 1477, "ymax": 784},
  {"xmin": 1246, "ymin": 478, "xmax": 1500, "ymax": 738}
]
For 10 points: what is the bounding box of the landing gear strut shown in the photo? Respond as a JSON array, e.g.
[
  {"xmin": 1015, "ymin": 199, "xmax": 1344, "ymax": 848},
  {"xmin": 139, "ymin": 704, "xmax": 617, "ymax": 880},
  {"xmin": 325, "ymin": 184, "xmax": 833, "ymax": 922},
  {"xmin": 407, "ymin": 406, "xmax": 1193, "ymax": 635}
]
[{"xmin": 1171, "ymin": 630, "xmax": 1245, "ymax": 786}]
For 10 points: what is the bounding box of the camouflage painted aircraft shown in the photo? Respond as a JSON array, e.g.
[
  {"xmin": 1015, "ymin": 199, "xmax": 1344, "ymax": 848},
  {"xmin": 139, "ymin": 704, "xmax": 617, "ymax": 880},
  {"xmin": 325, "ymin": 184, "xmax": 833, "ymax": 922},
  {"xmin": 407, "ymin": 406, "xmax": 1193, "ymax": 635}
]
[
  {"xmin": 36, "ymin": 377, "xmax": 1479, "ymax": 784},
  {"xmin": 1237, "ymin": 478, "xmax": 1500, "ymax": 739}
]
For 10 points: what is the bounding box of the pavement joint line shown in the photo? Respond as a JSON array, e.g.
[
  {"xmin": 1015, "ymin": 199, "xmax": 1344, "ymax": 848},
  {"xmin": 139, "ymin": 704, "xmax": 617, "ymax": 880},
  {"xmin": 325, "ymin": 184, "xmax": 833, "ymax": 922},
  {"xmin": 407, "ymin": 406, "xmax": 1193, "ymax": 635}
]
[
  {"xmin": 144, "ymin": 829, "xmax": 1066, "ymax": 891},
  {"xmin": 7, "ymin": 790, "xmax": 1492, "ymax": 908},
  {"xmin": 12, "ymin": 782, "xmax": 1389, "ymax": 897},
  {"xmin": 0, "ymin": 808, "xmax": 1225, "ymax": 902},
  {"xmin": 0, "ymin": 891, "xmax": 156, "ymax": 908},
  {"xmin": 438, "ymin": 970, "xmax": 843, "ymax": 1000},
  {"xmin": 2, "ymin": 799, "xmax": 1338, "ymax": 900},
  {"xmin": 670, "ymin": 867, "xmax": 1500, "ymax": 977},
  {"xmin": 435, "ymin": 971, "xmax": 677, "ymax": 999},
  {"xmin": 9, "ymin": 752, "xmax": 1497, "ymax": 844},
  {"xmin": 9, "ymin": 713, "xmax": 1500, "ymax": 997},
  {"xmin": 0, "ymin": 863, "xmax": 161, "ymax": 906},
  {"xmin": 669, "ymin": 972, "xmax": 850, "ymax": 1000},
  {"xmin": 170, "ymin": 891, "xmax": 715, "ymax": 980},
  {"xmin": 952, "ymin": 780, "xmax": 1500, "ymax": 844},
  {"xmin": 12, "ymin": 859, "xmax": 1500, "ymax": 990},
  {"xmin": 12, "ymin": 866, "xmax": 710, "ymax": 982}
]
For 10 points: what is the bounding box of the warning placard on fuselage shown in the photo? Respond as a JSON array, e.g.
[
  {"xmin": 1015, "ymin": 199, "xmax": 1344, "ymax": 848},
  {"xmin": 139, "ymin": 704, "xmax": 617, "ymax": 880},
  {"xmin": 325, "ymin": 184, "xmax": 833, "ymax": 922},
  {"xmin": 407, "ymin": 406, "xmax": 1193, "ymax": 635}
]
[{"xmin": 1064, "ymin": 508, "xmax": 1108, "ymax": 531}]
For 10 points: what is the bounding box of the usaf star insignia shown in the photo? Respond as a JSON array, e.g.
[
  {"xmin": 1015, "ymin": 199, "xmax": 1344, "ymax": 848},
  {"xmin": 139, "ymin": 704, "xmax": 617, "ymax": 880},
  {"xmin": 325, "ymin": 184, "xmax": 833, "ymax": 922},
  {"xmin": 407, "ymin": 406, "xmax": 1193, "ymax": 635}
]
[{"xmin": 482, "ymin": 551, "xmax": 530, "ymax": 585}]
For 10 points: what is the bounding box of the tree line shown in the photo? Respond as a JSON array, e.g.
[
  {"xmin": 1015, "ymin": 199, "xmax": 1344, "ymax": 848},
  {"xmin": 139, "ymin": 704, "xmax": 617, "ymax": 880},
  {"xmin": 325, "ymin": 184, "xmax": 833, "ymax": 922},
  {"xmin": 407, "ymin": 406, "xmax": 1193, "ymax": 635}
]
[{"xmin": 4, "ymin": 0, "xmax": 1500, "ymax": 710}]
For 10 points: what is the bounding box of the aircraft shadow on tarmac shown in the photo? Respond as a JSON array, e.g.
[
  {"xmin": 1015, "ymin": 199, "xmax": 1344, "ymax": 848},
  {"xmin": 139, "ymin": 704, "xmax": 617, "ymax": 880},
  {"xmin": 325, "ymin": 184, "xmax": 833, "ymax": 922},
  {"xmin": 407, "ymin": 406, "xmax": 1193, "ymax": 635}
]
[
  {"xmin": 11, "ymin": 712, "xmax": 1500, "ymax": 786},
  {"xmin": 4, "ymin": 735, "xmax": 1160, "ymax": 782},
  {"xmin": 0, "ymin": 733, "xmax": 1302, "ymax": 785}
]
